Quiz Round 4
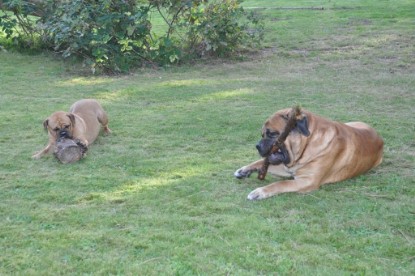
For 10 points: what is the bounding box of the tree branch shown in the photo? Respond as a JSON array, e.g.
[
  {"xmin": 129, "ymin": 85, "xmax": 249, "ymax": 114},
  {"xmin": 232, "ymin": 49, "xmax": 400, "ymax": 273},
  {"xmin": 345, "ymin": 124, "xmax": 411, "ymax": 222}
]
[{"xmin": 0, "ymin": 0, "xmax": 48, "ymax": 17}]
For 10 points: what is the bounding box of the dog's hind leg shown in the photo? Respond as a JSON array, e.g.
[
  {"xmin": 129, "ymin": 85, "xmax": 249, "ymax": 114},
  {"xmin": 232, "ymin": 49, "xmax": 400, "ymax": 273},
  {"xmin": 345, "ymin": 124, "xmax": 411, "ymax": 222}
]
[{"xmin": 97, "ymin": 110, "xmax": 111, "ymax": 134}]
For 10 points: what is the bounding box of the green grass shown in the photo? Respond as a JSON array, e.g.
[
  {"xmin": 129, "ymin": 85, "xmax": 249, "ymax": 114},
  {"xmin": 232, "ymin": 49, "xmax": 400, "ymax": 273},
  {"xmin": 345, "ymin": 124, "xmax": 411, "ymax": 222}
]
[{"xmin": 1, "ymin": 0, "xmax": 414, "ymax": 274}]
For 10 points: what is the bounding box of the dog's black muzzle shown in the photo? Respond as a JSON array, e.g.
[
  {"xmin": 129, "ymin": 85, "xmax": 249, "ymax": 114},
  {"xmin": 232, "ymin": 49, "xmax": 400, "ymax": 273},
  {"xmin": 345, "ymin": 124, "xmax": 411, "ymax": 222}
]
[
  {"xmin": 256, "ymin": 138, "xmax": 275, "ymax": 157},
  {"xmin": 58, "ymin": 130, "xmax": 71, "ymax": 139},
  {"xmin": 256, "ymin": 138, "xmax": 290, "ymax": 165}
]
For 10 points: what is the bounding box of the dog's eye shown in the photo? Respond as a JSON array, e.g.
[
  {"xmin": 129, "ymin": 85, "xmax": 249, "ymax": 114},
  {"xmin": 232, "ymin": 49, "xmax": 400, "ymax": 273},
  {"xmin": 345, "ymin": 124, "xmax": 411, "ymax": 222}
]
[
  {"xmin": 64, "ymin": 125, "xmax": 70, "ymax": 129},
  {"xmin": 53, "ymin": 127, "xmax": 60, "ymax": 132},
  {"xmin": 266, "ymin": 129, "xmax": 279, "ymax": 138}
]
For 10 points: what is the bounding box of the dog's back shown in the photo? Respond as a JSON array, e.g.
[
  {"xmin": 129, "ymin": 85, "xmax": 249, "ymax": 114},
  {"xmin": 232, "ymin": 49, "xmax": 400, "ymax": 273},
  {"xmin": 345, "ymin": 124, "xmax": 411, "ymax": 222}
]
[
  {"xmin": 70, "ymin": 99, "xmax": 108, "ymax": 144},
  {"xmin": 317, "ymin": 120, "xmax": 383, "ymax": 184}
]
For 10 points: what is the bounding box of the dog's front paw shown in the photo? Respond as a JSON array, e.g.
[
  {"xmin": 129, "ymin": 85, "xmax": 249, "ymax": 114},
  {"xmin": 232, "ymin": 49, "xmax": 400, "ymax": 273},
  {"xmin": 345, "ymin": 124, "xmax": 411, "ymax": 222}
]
[
  {"xmin": 234, "ymin": 167, "xmax": 255, "ymax": 179},
  {"xmin": 32, "ymin": 152, "xmax": 42, "ymax": 159},
  {"xmin": 247, "ymin": 187, "xmax": 268, "ymax": 200},
  {"xmin": 74, "ymin": 139, "xmax": 88, "ymax": 155}
]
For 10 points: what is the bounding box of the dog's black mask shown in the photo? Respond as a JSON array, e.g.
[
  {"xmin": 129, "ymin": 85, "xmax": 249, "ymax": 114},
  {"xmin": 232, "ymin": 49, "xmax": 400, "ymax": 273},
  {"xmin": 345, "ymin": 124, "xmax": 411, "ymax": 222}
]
[
  {"xmin": 256, "ymin": 129, "xmax": 291, "ymax": 165},
  {"xmin": 256, "ymin": 128, "xmax": 277, "ymax": 155},
  {"xmin": 256, "ymin": 137, "xmax": 275, "ymax": 157},
  {"xmin": 268, "ymin": 146, "xmax": 290, "ymax": 165},
  {"xmin": 57, "ymin": 125, "xmax": 73, "ymax": 140},
  {"xmin": 59, "ymin": 130, "xmax": 70, "ymax": 139},
  {"xmin": 53, "ymin": 113, "xmax": 75, "ymax": 141},
  {"xmin": 256, "ymin": 137, "xmax": 290, "ymax": 165}
]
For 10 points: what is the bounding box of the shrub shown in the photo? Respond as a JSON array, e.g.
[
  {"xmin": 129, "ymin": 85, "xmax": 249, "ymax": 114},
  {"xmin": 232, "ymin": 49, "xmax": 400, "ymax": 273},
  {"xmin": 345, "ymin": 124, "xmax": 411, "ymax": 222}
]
[
  {"xmin": 0, "ymin": 0, "xmax": 264, "ymax": 73},
  {"xmin": 0, "ymin": 0, "xmax": 41, "ymax": 49},
  {"xmin": 39, "ymin": 0, "xmax": 152, "ymax": 73},
  {"xmin": 182, "ymin": 0, "xmax": 264, "ymax": 58}
]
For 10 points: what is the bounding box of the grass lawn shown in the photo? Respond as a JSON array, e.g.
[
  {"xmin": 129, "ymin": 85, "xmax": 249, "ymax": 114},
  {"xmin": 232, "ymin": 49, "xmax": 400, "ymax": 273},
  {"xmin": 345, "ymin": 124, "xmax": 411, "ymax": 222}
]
[{"xmin": 1, "ymin": 0, "xmax": 414, "ymax": 274}]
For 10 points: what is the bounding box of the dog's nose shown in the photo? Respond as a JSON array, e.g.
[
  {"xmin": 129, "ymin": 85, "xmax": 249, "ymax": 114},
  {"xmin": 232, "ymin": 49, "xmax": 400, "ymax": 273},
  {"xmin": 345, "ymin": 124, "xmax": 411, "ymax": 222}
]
[
  {"xmin": 59, "ymin": 130, "xmax": 68, "ymax": 138},
  {"xmin": 256, "ymin": 143, "xmax": 261, "ymax": 152}
]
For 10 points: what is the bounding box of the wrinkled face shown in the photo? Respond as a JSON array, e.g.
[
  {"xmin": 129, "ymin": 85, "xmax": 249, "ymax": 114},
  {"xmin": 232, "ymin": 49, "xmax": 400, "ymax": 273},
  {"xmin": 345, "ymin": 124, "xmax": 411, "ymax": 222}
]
[
  {"xmin": 44, "ymin": 112, "xmax": 75, "ymax": 140},
  {"xmin": 256, "ymin": 109, "xmax": 310, "ymax": 157},
  {"xmin": 256, "ymin": 115, "xmax": 286, "ymax": 157}
]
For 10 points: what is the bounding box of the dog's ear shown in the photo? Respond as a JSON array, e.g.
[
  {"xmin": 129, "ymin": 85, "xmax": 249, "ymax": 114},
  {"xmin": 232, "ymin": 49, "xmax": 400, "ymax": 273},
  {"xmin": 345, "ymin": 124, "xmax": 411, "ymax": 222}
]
[
  {"xmin": 67, "ymin": 113, "xmax": 76, "ymax": 126},
  {"xmin": 43, "ymin": 119, "xmax": 49, "ymax": 131},
  {"xmin": 295, "ymin": 113, "xmax": 310, "ymax": 137}
]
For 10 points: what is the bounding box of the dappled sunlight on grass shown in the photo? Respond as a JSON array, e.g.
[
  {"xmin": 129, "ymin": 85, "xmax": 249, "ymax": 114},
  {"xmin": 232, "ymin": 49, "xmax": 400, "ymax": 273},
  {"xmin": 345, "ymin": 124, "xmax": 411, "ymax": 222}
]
[
  {"xmin": 100, "ymin": 177, "xmax": 176, "ymax": 202},
  {"xmin": 83, "ymin": 166, "xmax": 207, "ymax": 202},
  {"xmin": 75, "ymin": 177, "xmax": 179, "ymax": 203},
  {"xmin": 92, "ymin": 89, "xmax": 127, "ymax": 101},
  {"xmin": 198, "ymin": 88, "xmax": 253, "ymax": 101},
  {"xmin": 159, "ymin": 79, "xmax": 217, "ymax": 87},
  {"xmin": 57, "ymin": 77, "xmax": 114, "ymax": 87}
]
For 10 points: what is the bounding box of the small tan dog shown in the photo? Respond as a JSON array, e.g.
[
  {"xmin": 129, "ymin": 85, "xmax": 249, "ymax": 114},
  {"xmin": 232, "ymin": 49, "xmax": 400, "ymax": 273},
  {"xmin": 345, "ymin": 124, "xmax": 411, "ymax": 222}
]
[{"xmin": 32, "ymin": 99, "xmax": 111, "ymax": 159}]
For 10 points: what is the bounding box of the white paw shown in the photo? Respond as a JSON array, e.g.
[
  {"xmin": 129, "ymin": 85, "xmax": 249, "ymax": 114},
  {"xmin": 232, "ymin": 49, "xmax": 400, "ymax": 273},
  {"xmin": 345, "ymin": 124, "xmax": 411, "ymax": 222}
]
[
  {"xmin": 247, "ymin": 187, "xmax": 267, "ymax": 200},
  {"xmin": 234, "ymin": 167, "xmax": 254, "ymax": 179}
]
